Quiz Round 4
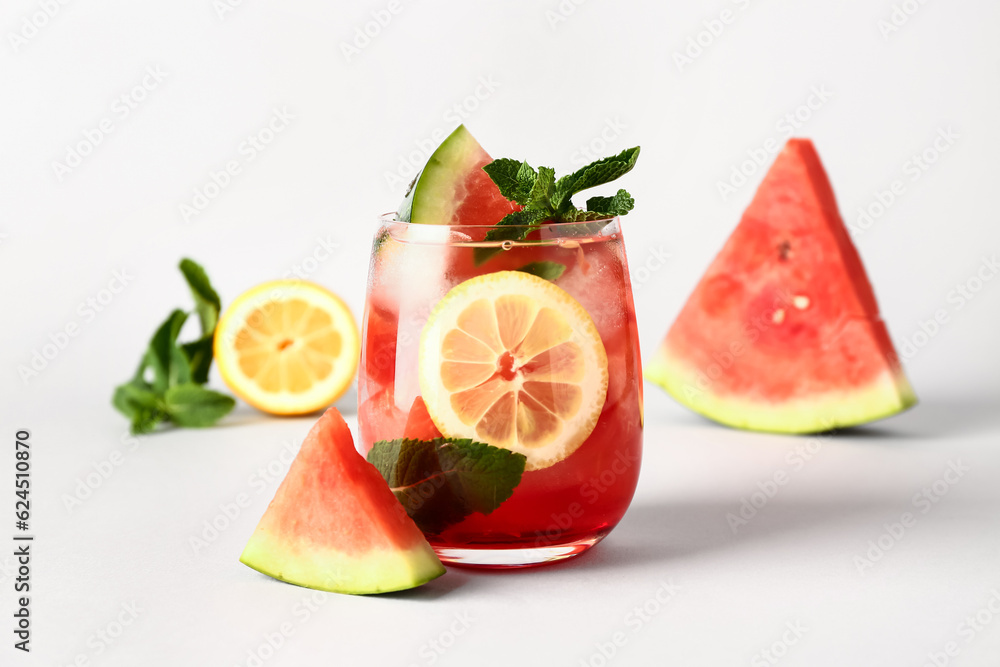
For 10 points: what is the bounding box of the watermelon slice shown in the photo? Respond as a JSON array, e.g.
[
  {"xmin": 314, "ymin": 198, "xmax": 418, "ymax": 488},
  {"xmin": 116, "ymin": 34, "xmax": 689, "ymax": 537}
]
[
  {"xmin": 398, "ymin": 125, "xmax": 519, "ymax": 225},
  {"xmin": 240, "ymin": 408, "xmax": 445, "ymax": 594},
  {"xmin": 645, "ymin": 139, "xmax": 916, "ymax": 433},
  {"xmin": 403, "ymin": 396, "xmax": 443, "ymax": 440}
]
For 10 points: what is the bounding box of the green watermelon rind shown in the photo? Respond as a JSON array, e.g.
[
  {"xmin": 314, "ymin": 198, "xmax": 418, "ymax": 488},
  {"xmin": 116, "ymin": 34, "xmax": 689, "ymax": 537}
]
[
  {"xmin": 398, "ymin": 125, "xmax": 484, "ymax": 224},
  {"xmin": 644, "ymin": 346, "xmax": 917, "ymax": 434},
  {"xmin": 240, "ymin": 532, "xmax": 445, "ymax": 595}
]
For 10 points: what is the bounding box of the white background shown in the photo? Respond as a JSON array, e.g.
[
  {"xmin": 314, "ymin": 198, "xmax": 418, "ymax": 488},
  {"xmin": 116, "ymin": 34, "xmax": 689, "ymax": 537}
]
[{"xmin": 2, "ymin": 0, "xmax": 999, "ymax": 665}]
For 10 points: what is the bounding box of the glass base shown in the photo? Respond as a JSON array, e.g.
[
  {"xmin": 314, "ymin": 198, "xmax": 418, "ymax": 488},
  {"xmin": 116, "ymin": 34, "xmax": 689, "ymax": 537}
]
[{"xmin": 432, "ymin": 534, "xmax": 606, "ymax": 569}]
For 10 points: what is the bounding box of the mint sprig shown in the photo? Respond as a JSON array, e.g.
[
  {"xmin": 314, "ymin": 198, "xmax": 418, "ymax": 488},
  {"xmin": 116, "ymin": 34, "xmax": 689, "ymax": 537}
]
[
  {"xmin": 178, "ymin": 258, "xmax": 221, "ymax": 384},
  {"xmin": 112, "ymin": 259, "xmax": 234, "ymax": 434},
  {"xmin": 550, "ymin": 147, "xmax": 640, "ymax": 213},
  {"xmin": 516, "ymin": 260, "xmax": 567, "ymax": 281},
  {"xmin": 367, "ymin": 438, "xmax": 526, "ymax": 535},
  {"xmin": 477, "ymin": 146, "xmax": 639, "ymax": 264}
]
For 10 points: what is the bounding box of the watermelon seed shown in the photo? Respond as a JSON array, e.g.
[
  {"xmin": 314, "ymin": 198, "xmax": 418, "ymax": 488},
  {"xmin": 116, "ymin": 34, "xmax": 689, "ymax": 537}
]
[
  {"xmin": 772, "ymin": 309, "xmax": 786, "ymax": 324},
  {"xmin": 778, "ymin": 241, "xmax": 792, "ymax": 261},
  {"xmin": 793, "ymin": 295, "xmax": 810, "ymax": 310}
]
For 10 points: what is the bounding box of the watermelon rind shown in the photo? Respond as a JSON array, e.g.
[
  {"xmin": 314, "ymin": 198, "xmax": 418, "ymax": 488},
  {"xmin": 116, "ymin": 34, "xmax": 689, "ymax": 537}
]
[
  {"xmin": 398, "ymin": 125, "xmax": 484, "ymax": 224},
  {"xmin": 645, "ymin": 346, "xmax": 917, "ymax": 434},
  {"xmin": 240, "ymin": 532, "xmax": 445, "ymax": 595}
]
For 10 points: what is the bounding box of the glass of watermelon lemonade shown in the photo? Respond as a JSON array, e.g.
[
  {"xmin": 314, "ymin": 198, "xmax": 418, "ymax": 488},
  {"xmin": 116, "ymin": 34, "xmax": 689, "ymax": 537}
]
[{"xmin": 357, "ymin": 214, "xmax": 643, "ymax": 567}]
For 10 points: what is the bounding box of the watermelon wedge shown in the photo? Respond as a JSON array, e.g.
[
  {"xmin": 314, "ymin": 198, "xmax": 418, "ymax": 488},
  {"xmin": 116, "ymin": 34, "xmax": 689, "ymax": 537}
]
[
  {"xmin": 403, "ymin": 396, "xmax": 443, "ymax": 440},
  {"xmin": 240, "ymin": 408, "xmax": 445, "ymax": 594},
  {"xmin": 645, "ymin": 139, "xmax": 916, "ymax": 434},
  {"xmin": 398, "ymin": 125, "xmax": 519, "ymax": 225}
]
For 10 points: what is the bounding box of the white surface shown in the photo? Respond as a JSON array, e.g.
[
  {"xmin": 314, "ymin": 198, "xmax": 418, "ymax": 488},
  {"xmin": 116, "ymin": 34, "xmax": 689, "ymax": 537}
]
[
  {"xmin": 5, "ymin": 399, "xmax": 1000, "ymax": 667},
  {"xmin": 2, "ymin": 0, "xmax": 999, "ymax": 664}
]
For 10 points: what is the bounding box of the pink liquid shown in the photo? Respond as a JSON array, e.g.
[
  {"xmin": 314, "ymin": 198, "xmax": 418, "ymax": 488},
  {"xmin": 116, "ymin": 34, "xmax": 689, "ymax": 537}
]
[{"xmin": 358, "ymin": 223, "xmax": 643, "ymax": 551}]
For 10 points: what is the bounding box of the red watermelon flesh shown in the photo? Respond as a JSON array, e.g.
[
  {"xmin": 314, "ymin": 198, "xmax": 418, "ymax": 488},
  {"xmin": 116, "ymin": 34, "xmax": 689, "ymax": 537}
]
[
  {"xmin": 403, "ymin": 396, "xmax": 443, "ymax": 441},
  {"xmin": 452, "ymin": 150, "xmax": 520, "ymax": 226},
  {"xmin": 645, "ymin": 139, "xmax": 916, "ymax": 433},
  {"xmin": 398, "ymin": 125, "xmax": 519, "ymax": 226},
  {"xmin": 240, "ymin": 408, "xmax": 444, "ymax": 594}
]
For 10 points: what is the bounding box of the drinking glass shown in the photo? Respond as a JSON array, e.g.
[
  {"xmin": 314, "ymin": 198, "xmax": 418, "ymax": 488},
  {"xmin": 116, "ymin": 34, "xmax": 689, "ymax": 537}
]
[{"xmin": 357, "ymin": 215, "xmax": 643, "ymax": 567}]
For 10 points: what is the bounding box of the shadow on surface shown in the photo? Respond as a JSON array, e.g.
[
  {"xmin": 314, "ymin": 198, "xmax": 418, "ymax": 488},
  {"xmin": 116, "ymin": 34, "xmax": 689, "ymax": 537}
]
[
  {"xmin": 210, "ymin": 388, "xmax": 359, "ymax": 429},
  {"xmin": 461, "ymin": 495, "xmax": 900, "ymax": 580},
  {"xmin": 862, "ymin": 398, "xmax": 1000, "ymax": 439},
  {"xmin": 668, "ymin": 397, "xmax": 999, "ymax": 442},
  {"xmin": 376, "ymin": 568, "xmax": 472, "ymax": 600}
]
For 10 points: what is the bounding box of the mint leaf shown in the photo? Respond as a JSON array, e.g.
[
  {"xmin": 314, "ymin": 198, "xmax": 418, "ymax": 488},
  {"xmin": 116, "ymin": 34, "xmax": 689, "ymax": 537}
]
[
  {"xmin": 515, "ymin": 161, "xmax": 538, "ymax": 200},
  {"xmin": 397, "ymin": 172, "xmax": 419, "ymax": 222},
  {"xmin": 147, "ymin": 309, "xmax": 191, "ymax": 393},
  {"xmin": 164, "ymin": 384, "xmax": 236, "ymax": 427},
  {"xmin": 367, "ymin": 438, "xmax": 526, "ymax": 535},
  {"xmin": 516, "ymin": 261, "xmax": 566, "ymax": 281},
  {"xmin": 552, "ymin": 146, "xmax": 640, "ymax": 213},
  {"xmin": 112, "ymin": 382, "xmax": 159, "ymax": 417},
  {"xmin": 481, "ymin": 159, "xmax": 521, "ymax": 198},
  {"xmin": 527, "ymin": 166, "xmax": 556, "ymax": 211},
  {"xmin": 179, "ymin": 258, "xmax": 220, "ymax": 333},
  {"xmin": 586, "ymin": 189, "xmax": 635, "ymax": 216},
  {"xmin": 179, "ymin": 258, "xmax": 222, "ymax": 384},
  {"xmin": 181, "ymin": 338, "xmax": 214, "ymax": 386},
  {"xmin": 559, "ymin": 209, "xmax": 615, "ymax": 222},
  {"xmin": 132, "ymin": 409, "xmax": 167, "ymax": 434},
  {"xmin": 475, "ymin": 208, "xmax": 552, "ymax": 266},
  {"xmin": 112, "ymin": 383, "xmax": 168, "ymax": 434},
  {"xmin": 482, "ymin": 159, "xmax": 536, "ymax": 205},
  {"xmin": 483, "ymin": 208, "xmax": 552, "ymax": 241},
  {"xmin": 112, "ymin": 261, "xmax": 233, "ymax": 434}
]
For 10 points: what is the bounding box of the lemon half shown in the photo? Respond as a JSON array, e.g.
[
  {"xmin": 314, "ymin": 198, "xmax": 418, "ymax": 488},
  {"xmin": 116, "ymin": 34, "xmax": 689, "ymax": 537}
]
[{"xmin": 214, "ymin": 280, "xmax": 359, "ymax": 415}]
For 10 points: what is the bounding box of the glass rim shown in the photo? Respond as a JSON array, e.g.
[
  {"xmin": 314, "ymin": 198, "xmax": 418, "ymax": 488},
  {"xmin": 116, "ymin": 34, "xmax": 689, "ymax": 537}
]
[{"xmin": 378, "ymin": 212, "xmax": 620, "ymax": 229}]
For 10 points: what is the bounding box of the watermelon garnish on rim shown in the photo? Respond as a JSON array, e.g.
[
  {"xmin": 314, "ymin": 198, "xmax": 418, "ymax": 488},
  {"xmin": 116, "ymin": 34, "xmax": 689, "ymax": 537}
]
[
  {"xmin": 398, "ymin": 125, "xmax": 520, "ymax": 225},
  {"xmin": 240, "ymin": 408, "xmax": 444, "ymax": 594},
  {"xmin": 645, "ymin": 139, "xmax": 916, "ymax": 434}
]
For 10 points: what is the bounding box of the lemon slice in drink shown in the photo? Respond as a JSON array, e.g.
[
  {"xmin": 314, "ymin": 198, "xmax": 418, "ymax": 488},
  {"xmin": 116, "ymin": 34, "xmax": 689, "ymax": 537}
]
[
  {"xmin": 418, "ymin": 271, "xmax": 608, "ymax": 470},
  {"xmin": 214, "ymin": 280, "xmax": 359, "ymax": 415}
]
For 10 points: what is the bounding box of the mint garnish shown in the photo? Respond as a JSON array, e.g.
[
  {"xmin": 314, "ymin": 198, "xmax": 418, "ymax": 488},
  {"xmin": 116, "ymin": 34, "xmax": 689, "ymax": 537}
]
[
  {"xmin": 584, "ymin": 189, "xmax": 635, "ymax": 217},
  {"xmin": 477, "ymin": 146, "xmax": 640, "ymax": 264},
  {"xmin": 162, "ymin": 384, "xmax": 237, "ymax": 428},
  {"xmin": 367, "ymin": 438, "xmax": 526, "ymax": 534},
  {"xmin": 178, "ymin": 258, "xmax": 221, "ymax": 384},
  {"xmin": 112, "ymin": 259, "xmax": 234, "ymax": 433},
  {"xmin": 550, "ymin": 147, "xmax": 640, "ymax": 213},
  {"xmin": 516, "ymin": 261, "xmax": 566, "ymax": 282},
  {"xmin": 481, "ymin": 159, "xmax": 537, "ymax": 205}
]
